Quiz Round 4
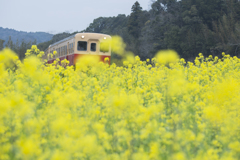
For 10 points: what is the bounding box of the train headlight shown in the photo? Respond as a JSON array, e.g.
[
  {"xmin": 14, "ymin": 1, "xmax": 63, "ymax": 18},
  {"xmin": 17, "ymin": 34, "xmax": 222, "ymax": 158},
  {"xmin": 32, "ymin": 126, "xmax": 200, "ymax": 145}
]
[
  {"xmin": 81, "ymin": 36, "xmax": 85, "ymax": 39},
  {"xmin": 104, "ymin": 37, "xmax": 106, "ymax": 39}
]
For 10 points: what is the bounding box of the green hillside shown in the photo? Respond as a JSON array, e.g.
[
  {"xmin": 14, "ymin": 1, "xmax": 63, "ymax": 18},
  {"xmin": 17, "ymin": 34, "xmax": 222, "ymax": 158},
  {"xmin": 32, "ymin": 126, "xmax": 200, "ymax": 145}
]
[{"xmin": 0, "ymin": 27, "xmax": 53, "ymax": 45}]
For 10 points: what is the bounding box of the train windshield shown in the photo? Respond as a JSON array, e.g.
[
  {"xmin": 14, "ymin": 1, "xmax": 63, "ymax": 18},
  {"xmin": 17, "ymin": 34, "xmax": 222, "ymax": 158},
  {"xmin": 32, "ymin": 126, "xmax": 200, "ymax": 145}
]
[
  {"xmin": 100, "ymin": 42, "xmax": 109, "ymax": 52},
  {"xmin": 77, "ymin": 41, "xmax": 87, "ymax": 51}
]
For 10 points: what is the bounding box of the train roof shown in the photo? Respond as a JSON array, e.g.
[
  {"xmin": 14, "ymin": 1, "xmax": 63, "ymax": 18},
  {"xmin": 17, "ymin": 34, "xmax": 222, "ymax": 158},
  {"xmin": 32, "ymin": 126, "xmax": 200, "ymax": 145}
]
[
  {"xmin": 49, "ymin": 33, "xmax": 111, "ymax": 48},
  {"xmin": 49, "ymin": 34, "xmax": 75, "ymax": 48}
]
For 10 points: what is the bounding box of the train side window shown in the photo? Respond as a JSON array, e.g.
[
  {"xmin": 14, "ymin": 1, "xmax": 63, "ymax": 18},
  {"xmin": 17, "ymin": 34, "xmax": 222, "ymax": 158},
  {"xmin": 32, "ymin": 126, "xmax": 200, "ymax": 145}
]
[
  {"xmin": 77, "ymin": 41, "xmax": 87, "ymax": 51},
  {"xmin": 68, "ymin": 44, "xmax": 70, "ymax": 54},
  {"xmin": 91, "ymin": 43, "xmax": 96, "ymax": 52}
]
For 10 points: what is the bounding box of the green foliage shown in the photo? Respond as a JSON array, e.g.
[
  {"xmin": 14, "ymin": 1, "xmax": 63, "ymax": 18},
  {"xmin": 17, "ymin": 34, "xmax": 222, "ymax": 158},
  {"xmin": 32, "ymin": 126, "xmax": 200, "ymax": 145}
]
[
  {"xmin": 136, "ymin": 0, "xmax": 240, "ymax": 59},
  {"xmin": 213, "ymin": 14, "xmax": 240, "ymax": 57},
  {"xmin": 128, "ymin": 1, "xmax": 143, "ymax": 38},
  {"xmin": 0, "ymin": 39, "xmax": 5, "ymax": 50},
  {"xmin": 85, "ymin": 14, "xmax": 129, "ymax": 36}
]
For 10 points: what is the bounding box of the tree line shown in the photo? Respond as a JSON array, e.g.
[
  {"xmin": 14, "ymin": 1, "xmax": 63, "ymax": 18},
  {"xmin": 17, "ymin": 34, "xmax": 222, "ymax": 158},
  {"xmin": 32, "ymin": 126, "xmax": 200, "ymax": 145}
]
[
  {"xmin": 85, "ymin": 0, "xmax": 240, "ymax": 60},
  {"xmin": 0, "ymin": 36, "xmax": 37, "ymax": 60}
]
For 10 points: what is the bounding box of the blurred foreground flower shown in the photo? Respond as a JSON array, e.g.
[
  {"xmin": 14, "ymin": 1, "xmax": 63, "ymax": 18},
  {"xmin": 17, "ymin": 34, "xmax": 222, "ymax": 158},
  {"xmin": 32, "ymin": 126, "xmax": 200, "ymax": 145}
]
[
  {"xmin": 0, "ymin": 48, "xmax": 19, "ymax": 72},
  {"xmin": 75, "ymin": 55, "xmax": 100, "ymax": 72},
  {"xmin": 155, "ymin": 50, "xmax": 179, "ymax": 65},
  {"xmin": 123, "ymin": 52, "xmax": 135, "ymax": 66},
  {"xmin": 100, "ymin": 36, "xmax": 126, "ymax": 56},
  {"xmin": 111, "ymin": 36, "xmax": 126, "ymax": 55}
]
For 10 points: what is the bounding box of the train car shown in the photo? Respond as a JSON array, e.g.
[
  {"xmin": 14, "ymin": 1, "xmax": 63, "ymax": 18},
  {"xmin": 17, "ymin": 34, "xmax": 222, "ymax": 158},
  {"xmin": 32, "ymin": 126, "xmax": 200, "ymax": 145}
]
[{"xmin": 43, "ymin": 33, "xmax": 111, "ymax": 66}]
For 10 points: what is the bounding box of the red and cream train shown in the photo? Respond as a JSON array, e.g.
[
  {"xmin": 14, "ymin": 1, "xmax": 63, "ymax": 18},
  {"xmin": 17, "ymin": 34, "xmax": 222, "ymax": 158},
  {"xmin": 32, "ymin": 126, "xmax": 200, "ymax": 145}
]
[{"xmin": 43, "ymin": 33, "xmax": 111, "ymax": 65}]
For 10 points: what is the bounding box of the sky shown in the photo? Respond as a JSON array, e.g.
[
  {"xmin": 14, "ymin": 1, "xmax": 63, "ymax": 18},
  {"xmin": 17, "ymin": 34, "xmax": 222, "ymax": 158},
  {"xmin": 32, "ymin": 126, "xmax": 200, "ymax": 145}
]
[{"xmin": 0, "ymin": 0, "xmax": 152, "ymax": 34}]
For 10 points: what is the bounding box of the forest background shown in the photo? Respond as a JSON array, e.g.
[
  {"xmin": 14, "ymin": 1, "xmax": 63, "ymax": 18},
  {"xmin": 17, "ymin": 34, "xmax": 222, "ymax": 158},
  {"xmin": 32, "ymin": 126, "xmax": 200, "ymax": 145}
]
[{"xmin": 1, "ymin": 0, "xmax": 240, "ymax": 62}]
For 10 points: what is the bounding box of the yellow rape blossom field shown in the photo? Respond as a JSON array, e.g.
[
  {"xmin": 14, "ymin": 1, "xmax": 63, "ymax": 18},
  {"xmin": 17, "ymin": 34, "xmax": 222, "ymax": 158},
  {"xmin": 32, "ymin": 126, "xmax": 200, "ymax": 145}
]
[{"xmin": 0, "ymin": 46, "xmax": 240, "ymax": 160}]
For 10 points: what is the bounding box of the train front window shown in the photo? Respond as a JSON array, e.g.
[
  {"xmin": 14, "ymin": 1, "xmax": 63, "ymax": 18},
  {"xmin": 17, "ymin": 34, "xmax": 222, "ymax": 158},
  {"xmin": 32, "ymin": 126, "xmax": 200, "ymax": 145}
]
[
  {"xmin": 77, "ymin": 41, "xmax": 87, "ymax": 51},
  {"xmin": 100, "ymin": 42, "xmax": 109, "ymax": 52},
  {"xmin": 91, "ymin": 43, "xmax": 96, "ymax": 52}
]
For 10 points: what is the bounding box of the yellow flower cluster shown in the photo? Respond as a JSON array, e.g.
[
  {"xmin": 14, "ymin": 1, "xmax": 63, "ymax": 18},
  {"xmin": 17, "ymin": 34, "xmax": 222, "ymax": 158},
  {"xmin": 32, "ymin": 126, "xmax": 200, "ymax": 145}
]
[
  {"xmin": 25, "ymin": 45, "xmax": 44, "ymax": 58},
  {"xmin": 0, "ymin": 48, "xmax": 240, "ymax": 160}
]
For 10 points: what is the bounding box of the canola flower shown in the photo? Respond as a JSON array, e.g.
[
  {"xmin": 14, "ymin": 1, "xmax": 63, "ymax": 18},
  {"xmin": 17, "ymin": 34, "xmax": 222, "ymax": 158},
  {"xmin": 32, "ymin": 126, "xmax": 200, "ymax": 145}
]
[
  {"xmin": 101, "ymin": 36, "xmax": 126, "ymax": 56},
  {"xmin": 0, "ymin": 47, "xmax": 240, "ymax": 160}
]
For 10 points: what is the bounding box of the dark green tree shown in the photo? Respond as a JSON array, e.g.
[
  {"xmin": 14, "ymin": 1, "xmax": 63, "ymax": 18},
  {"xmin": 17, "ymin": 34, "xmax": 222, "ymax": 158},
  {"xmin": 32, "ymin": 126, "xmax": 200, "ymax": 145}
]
[
  {"xmin": 128, "ymin": 1, "xmax": 143, "ymax": 38},
  {"xmin": 5, "ymin": 36, "xmax": 14, "ymax": 49},
  {"xmin": 181, "ymin": 0, "xmax": 227, "ymax": 30},
  {"xmin": 213, "ymin": 14, "xmax": 240, "ymax": 56},
  {"xmin": 180, "ymin": 5, "xmax": 205, "ymax": 58},
  {"xmin": 0, "ymin": 39, "xmax": 4, "ymax": 50},
  {"xmin": 85, "ymin": 14, "xmax": 128, "ymax": 36},
  {"xmin": 85, "ymin": 17, "xmax": 109, "ymax": 33},
  {"xmin": 13, "ymin": 39, "xmax": 20, "ymax": 54},
  {"xmin": 18, "ymin": 40, "xmax": 27, "ymax": 60}
]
